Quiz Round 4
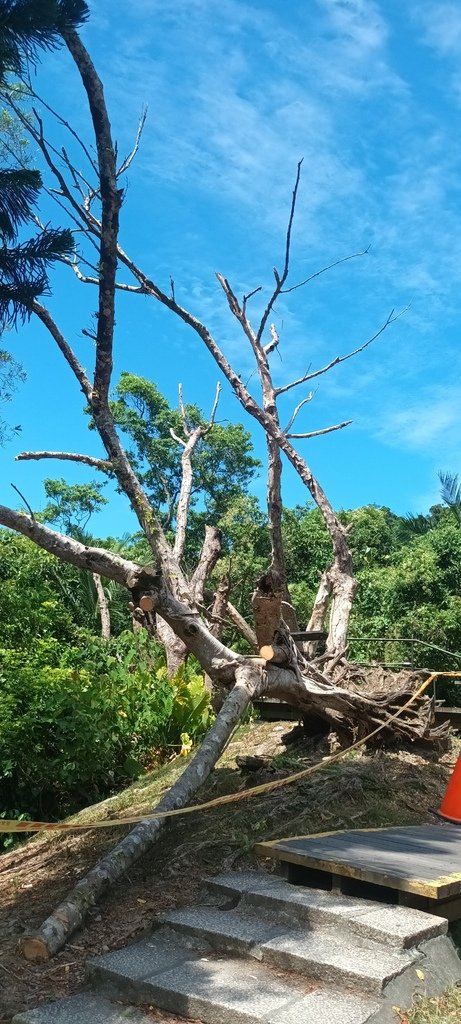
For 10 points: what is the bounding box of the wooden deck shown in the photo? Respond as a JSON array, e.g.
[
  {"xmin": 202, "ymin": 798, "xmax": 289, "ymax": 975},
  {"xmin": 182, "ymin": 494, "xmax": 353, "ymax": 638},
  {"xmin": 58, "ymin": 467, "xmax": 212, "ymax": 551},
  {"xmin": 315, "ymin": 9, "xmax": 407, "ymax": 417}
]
[{"xmin": 255, "ymin": 823, "xmax": 461, "ymax": 918}]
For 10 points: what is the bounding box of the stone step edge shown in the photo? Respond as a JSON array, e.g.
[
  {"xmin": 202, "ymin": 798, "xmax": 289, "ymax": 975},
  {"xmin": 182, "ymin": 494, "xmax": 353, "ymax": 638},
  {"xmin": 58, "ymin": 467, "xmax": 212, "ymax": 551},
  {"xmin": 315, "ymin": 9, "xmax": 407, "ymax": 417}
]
[
  {"xmin": 12, "ymin": 991, "xmax": 155, "ymax": 1024},
  {"xmin": 155, "ymin": 904, "xmax": 417, "ymax": 967},
  {"xmin": 203, "ymin": 871, "xmax": 448, "ymax": 948},
  {"xmin": 90, "ymin": 923, "xmax": 417, "ymax": 999},
  {"xmin": 89, "ymin": 948, "xmax": 381, "ymax": 1024}
]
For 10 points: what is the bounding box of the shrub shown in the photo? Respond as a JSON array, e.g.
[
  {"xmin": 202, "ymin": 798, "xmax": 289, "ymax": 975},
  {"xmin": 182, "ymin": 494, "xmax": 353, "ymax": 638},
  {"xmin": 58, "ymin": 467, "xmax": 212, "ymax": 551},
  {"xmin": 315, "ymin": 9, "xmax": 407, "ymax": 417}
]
[{"xmin": 0, "ymin": 632, "xmax": 214, "ymax": 844}]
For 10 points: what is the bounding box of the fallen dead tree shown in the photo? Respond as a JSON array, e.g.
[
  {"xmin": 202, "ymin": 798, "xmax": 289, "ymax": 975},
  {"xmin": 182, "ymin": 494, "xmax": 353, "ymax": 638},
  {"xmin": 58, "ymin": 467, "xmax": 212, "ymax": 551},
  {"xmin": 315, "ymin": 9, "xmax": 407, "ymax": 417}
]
[{"xmin": 0, "ymin": 7, "xmax": 445, "ymax": 958}]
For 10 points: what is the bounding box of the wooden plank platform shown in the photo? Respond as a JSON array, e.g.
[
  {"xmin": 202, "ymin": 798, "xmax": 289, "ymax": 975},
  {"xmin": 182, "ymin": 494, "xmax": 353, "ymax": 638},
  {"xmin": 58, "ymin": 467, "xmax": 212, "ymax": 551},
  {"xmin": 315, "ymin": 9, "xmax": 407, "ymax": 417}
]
[{"xmin": 255, "ymin": 823, "xmax": 461, "ymax": 913}]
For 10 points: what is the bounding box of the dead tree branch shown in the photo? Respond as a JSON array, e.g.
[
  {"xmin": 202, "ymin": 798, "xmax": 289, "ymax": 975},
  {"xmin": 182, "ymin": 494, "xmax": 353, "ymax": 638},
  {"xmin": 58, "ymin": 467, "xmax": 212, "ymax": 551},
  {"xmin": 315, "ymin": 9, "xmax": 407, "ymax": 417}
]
[
  {"xmin": 281, "ymin": 247, "xmax": 369, "ymax": 295},
  {"xmin": 287, "ymin": 419, "xmax": 352, "ymax": 440},
  {"xmin": 93, "ymin": 572, "xmax": 111, "ymax": 639},
  {"xmin": 283, "ymin": 392, "xmax": 315, "ymax": 434},
  {"xmin": 173, "ymin": 383, "xmax": 221, "ymax": 562},
  {"xmin": 16, "ymin": 451, "xmax": 112, "ymax": 472},
  {"xmin": 62, "ymin": 28, "xmax": 121, "ymax": 408},
  {"xmin": 227, "ymin": 601, "xmax": 258, "ymax": 650},
  {"xmin": 32, "ymin": 302, "xmax": 92, "ymax": 400},
  {"xmin": 190, "ymin": 526, "xmax": 222, "ymax": 606},
  {"xmin": 275, "ymin": 309, "xmax": 400, "ymax": 396}
]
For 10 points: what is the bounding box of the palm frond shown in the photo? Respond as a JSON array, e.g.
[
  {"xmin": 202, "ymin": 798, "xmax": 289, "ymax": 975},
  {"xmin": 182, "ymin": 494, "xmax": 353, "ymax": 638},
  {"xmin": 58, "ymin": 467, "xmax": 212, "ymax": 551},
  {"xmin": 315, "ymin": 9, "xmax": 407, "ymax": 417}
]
[
  {"xmin": 0, "ymin": 225, "xmax": 74, "ymax": 271},
  {"xmin": 439, "ymin": 470, "xmax": 461, "ymax": 524},
  {"xmin": 439, "ymin": 470, "xmax": 461, "ymax": 509},
  {"xmin": 0, "ymin": 1, "xmax": 89, "ymax": 78},
  {"xmin": 0, "ymin": 168, "xmax": 41, "ymax": 239},
  {"xmin": 0, "ymin": 278, "xmax": 47, "ymax": 324},
  {"xmin": 402, "ymin": 512, "xmax": 432, "ymax": 535}
]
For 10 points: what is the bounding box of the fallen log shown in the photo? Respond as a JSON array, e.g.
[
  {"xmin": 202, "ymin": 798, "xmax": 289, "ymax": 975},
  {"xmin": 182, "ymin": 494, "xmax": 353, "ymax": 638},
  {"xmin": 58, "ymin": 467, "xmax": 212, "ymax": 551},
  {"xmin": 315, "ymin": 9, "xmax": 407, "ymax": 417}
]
[{"xmin": 20, "ymin": 666, "xmax": 258, "ymax": 961}]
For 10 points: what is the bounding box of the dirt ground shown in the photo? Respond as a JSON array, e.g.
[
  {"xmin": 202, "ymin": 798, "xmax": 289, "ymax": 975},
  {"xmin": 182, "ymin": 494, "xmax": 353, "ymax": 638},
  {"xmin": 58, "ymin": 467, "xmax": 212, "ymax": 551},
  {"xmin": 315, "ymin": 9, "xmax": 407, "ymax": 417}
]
[{"xmin": 0, "ymin": 720, "xmax": 459, "ymax": 1023}]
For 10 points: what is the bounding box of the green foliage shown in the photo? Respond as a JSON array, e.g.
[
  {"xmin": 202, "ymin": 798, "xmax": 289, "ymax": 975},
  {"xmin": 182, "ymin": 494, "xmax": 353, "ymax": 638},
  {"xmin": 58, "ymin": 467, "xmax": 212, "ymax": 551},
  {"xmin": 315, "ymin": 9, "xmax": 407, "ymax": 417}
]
[
  {"xmin": 110, "ymin": 373, "xmax": 260, "ymax": 536},
  {"xmin": 349, "ymin": 518, "xmax": 461, "ymax": 675},
  {"xmin": 0, "ymin": 631, "xmax": 214, "ymax": 844},
  {"xmin": 39, "ymin": 477, "xmax": 108, "ymax": 534},
  {"xmin": 0, "ymin": 345, "xmax": 24, "ymax": 443},
  {"xmin": 0, "ymin": 530, "xmax": 131, "ymax": 642},
  {"xmin": 0, "ymin": 1, "xmax": 89, "ymax": 79},
  {"xmin": 439, "ymin": 471, "xmax": 461, "ymax": 524},
  {"xmin": 282, "ymin": 504, "xmax": 332, "ymax": 622},
  {"xmin": 0, "ymin": 1, "xmax": 88, "ymax": 326},
  {"xmin": 341, "ymin": 505, "xmax": 403, "ymax": 570},
  {"xmin": 278, "ymin": 501, "xmax": 461, "ymax": 680}
]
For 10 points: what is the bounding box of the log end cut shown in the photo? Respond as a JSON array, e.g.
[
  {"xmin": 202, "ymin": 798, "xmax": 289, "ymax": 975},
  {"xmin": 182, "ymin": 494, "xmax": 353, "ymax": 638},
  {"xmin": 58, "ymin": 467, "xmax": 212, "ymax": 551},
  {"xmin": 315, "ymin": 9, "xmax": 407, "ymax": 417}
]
[{"xmin": 20, "ymin": 934, "xmax": 50, "ymax": 961}]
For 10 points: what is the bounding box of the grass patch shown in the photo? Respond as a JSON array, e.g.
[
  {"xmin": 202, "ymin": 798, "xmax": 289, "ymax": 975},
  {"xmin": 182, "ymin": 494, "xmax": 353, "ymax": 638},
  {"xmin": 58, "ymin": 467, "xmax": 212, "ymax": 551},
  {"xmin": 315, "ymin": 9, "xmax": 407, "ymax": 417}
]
[{"xmin": 405, "ymin": 988, "xmax": 461, "ymax": 1022}]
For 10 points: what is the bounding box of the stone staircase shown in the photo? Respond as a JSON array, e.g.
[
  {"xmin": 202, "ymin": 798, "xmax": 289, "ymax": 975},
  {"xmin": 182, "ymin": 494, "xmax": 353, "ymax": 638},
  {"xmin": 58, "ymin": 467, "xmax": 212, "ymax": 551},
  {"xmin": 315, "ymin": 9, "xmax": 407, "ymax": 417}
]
[{"xmin": 13, "ymin": 871, "xmax": 461, "ymax": 1024}]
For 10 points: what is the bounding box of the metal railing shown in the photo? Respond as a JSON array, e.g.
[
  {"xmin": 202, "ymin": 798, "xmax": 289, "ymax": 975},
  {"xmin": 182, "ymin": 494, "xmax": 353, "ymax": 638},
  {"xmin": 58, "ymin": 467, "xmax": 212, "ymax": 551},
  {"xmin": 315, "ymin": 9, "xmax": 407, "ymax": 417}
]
[{"xmin": 348, "ymin": 635, "xmax": 461, "ymax": 668}]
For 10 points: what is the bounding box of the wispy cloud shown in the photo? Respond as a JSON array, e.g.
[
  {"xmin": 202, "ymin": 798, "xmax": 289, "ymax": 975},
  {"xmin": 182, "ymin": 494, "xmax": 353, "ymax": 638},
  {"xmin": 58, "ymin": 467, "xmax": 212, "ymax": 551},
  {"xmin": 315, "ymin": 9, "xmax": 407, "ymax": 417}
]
[
  {"xmin": 13, "ymin": 0, "xmax": 461, "ymax": 519},
  {"xmin": 415, "ymin": 2, "xmax": 461, "ymax": 55},
  {"xmin": 376, "ymin": 386, "xmax": 461, "ymax": 454}
]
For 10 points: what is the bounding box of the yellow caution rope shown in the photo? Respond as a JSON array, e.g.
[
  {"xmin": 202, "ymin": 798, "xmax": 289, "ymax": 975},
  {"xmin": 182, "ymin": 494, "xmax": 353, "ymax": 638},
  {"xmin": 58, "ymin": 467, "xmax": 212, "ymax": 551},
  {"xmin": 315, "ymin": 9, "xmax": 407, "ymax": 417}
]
[{"xmin": 0, "ymin": 670, "xmax": 457, "ymax": 835}]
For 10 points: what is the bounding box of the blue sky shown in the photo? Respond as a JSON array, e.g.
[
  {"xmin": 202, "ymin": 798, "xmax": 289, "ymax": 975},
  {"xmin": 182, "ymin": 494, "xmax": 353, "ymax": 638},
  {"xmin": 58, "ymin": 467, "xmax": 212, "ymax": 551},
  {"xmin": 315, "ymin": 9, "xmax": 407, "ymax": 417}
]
[{"xmin": 2, "ymin": 0, "xmax": 461, "ymax": 536}]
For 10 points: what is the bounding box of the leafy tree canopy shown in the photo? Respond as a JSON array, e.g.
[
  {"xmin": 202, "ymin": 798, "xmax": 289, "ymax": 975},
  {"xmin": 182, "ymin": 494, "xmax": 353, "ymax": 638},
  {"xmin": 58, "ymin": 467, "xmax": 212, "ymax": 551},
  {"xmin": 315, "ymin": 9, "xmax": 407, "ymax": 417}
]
[{"xmin": 111, "ymin": 372, "xmax": 260, "ymax": 530}]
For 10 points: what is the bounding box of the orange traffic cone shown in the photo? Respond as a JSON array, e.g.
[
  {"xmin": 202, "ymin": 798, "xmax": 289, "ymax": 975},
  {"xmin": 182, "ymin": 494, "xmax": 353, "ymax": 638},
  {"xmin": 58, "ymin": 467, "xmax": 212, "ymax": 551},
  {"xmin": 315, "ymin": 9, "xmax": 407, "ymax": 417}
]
[{"xmin": 438, "ymin": 755, "xmax": 461, "ymax": 824}]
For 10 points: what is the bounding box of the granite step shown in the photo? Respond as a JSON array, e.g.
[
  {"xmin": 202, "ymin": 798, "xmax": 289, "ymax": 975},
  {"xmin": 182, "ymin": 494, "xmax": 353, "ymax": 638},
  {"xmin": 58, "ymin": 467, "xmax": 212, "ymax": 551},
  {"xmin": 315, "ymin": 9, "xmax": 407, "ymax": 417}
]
[
  {"xmin": 158, "ymin": 904, "xmax": 284, "ymax": 953},
  {"xmin": 13, "ymin": 870, "xmax": 461, "ymax": 1024},
  {"xmin": 88, "ymin": 936, "xmax": 380, "ymax": 1024},
  {"xmin": 156, "ymin": 904, "xmax": 419, "ymax": 994},
  {"xmin": 205, "ymin": 870, "xmax": 448, "ymax": 948},
  {"xmin": 12, "ymin": 992, "xmax": 155, "ymax": 1024}
]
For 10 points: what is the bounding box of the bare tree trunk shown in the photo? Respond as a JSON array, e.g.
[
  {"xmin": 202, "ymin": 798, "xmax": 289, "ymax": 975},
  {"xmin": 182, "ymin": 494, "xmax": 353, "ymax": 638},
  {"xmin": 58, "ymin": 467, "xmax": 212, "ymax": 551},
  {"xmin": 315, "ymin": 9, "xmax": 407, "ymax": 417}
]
[
  {"xmin": 92, "ymin": 572, "xmax": 111, "ymax": 640},
  {"xmin": 266, "ymin": 436, "xmax": 298, "ymax": 633},
  {"xmin": 208, "ymin": 571, "xmax": 231, "ymax": 639},
  {"xmin": 327, "ymin": 559, "xmax": 357, "ymax": 654},
  {"xmin": 20, "ymin": 667, "xmax": 259, "ymax": 961},
  {"xmin": 203, "ymin": 570, "xmax": 231, "ymax": 695},
  {"xmin": 227, "ymin": 601, "xmax": 258, "ymax": 650},
  {"xmin": 156, "ymin": 526, "xmax": 222, "ymax": 678},
  {"xmin": 156, "ymin": 617, "xmax": 188, "ymax": 677}
]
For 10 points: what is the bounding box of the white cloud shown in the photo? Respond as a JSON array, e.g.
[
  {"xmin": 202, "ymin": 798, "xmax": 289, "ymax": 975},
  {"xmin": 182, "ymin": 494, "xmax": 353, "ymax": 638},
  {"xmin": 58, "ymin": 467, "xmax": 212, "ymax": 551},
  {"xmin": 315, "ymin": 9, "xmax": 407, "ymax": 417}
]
[
  {"xmin": 320, "ymin": 0, "xmax": 389, "ymax": 51},
  {"xmin": 376, "ymin": 387, "xmax": 461, "ymax": 453},
  {"xmin": 36, "ymin": 1, "xmax": 461, "ymax": 452},
  {"xmin": 416, "ymin": 2, "xmax": 461, "ymax": 55}
]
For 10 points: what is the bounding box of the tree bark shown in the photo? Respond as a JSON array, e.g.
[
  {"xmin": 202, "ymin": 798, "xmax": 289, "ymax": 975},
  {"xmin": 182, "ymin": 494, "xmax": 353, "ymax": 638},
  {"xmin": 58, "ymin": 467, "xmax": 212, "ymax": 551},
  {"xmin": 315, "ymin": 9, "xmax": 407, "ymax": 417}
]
[
  {"xmin": 92, "ymin": 573, "xmax": 111, "ymax": 640},
  {"xmin": 227, "ymin": 601, "xmax": 258, "ymax": 650},
  {"xmin": 190, "ymin": 526, "xmax": 221, "ymax": 606},
  {"xmin": 20, "ymin": 666, "xmax": 259, "ymax": 961},
  {"xmin": 156, "ymin": 617, "xmax": 187, "ymax": 677},
  {"xmin": 305, "ymin": 568, "xmax": 333, "ymax": 657},
  {"xmin": 252, "ymin": 568, "xmax": 283, "ymax": 651}
]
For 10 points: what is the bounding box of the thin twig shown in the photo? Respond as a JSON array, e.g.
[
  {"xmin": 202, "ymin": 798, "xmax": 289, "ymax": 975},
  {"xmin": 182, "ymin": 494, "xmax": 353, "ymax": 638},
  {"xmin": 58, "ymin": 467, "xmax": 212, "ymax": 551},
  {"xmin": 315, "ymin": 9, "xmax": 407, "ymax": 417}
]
[
  {"xmin": 18, "ymin": 77, "xmax": 99, "ymax": 175},
  {"xmin": 283, "ymin": 392, "xmax": 315, "ymax": 434},
  {"xmin": 281, "ymin": 248, "xmax": 370, "ymax": 295},
  {"xmin": 242, "ymin": 285, "xmax": 262, "ymax": 316},
  {"xmin": 10, "ymin": 483, "xmax": 35, "ymax": 519},
  {"xmin": 275, "ymin": 308, "xmax": 403, "ymax": 396},
  {"xmin": 256, "ymin": 159, "xmax": 303, "ymax": 345},
  {"xmin": 117, "ymin": 107, "xmax": 147, "ymax": 177}
]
